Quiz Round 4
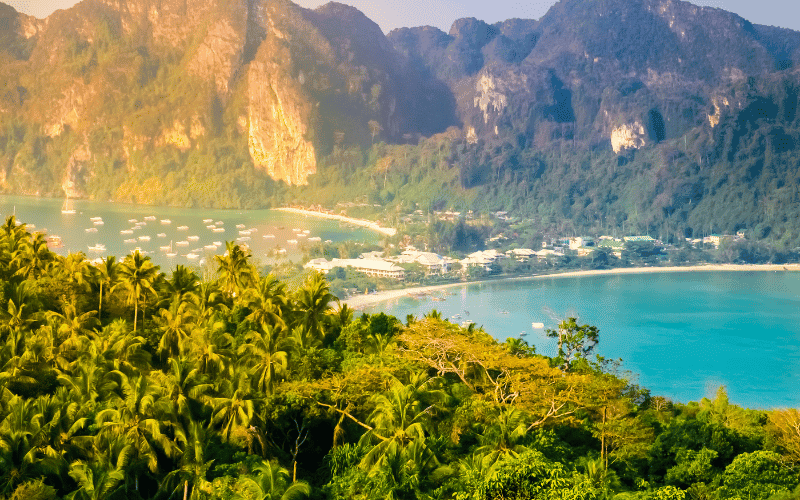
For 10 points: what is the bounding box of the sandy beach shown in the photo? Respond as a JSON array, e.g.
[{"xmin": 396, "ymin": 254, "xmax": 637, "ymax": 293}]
[
  {"xmin": 343, "ymin": 263, "xmax": 800, "ymax": 309},
  {"xmin": 273, "ymin": 207, "xmax": 397, "ymax": 237}
]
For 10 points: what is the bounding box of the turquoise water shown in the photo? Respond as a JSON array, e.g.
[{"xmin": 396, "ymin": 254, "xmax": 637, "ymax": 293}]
[
  {"xmin": 1, "ymin": 196, "xmax": 380, "ymax": 268},
  {"xmin": 365, "ymin": 272, "xmax": 800, "ymax": 409}
]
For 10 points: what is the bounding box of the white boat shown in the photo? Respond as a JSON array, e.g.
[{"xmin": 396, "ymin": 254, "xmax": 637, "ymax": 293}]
[
  {"xmin": 85, "ymin": 227, "xmax": 98, "ymax": 233},
  {"xmin": 206, "ymin": 225, "xmax": 216, "ymax": 229},
  {"xmin": 88, "ymin": 243, "xmax": 106, "ymax": 252},
  {"xmin": 292, "ymin": 228, "xmax": 301, "ymax": 232},
  {"xmin": 166, "ymin": 252, "xmax": 177, "ymax": 257},
  {"xmin": 160, "ymin": 245, "xmax": 172, "ymax": 251},
  {"xmin": 177, "ymin": 225, "xmax": 189, "ymax": 231},
  {"xmin": 90, "ymin": 217, "xmax": 102, "ymax": 222},
  {"xmin": 531, "ymin": 322, "xmax": 544, "ymax": 329},
  {"xmin": 136, "ymin": 221, "xmax": 146, "ymax": 226},
  {"xmin": 160, "ymin": 219, "xmax": 171, "ymax": 224},
  {"xmin": 176, "ymin": 241, "xmax": 189, "ymax": 246},
  {"xmin": 202, "ymin": 219, "xmax": 213, "ymax": 224},
  {"xmin": 204, "ymin": 244, "xmax": 218, "ymax": 250},
  {"xmin": 144, "ymin": 216, "xmax": 156, "ymax": 221},
  {"xmin": 308, "ymin": 236, "xmax": 321, "ymax": 242},
  {"xmin": 297, "ymin": 233, "xmax": 307, "ymax": 238},
  {"xmin": 212, "ymin": 227, "xmax": 225, "ymax": 233},
  {"xmin": 61, "ymin": 198, "xmax": 76, "ymax": 215},
  {"xmin": 138, "ymin": 235, "xmax": 150, "ymax": 241},
  {"xmin": 128, "ymin": 219, "xmax": 138, "ymax": 223},
  {"xmin": 237, "ymin": 236, "xmax": 251, "ymax": 242},
  {"xmin": 124, "ymin": 238, "xmax": 136, "ymax": 244},
  {"xmin": 157, "ymin": 233, "xmax": 166, "ymax": 238},
  {"xmin": 186, "ymin": 253, "xmax": 199, "ymax": 259},
  {"xmin": 324, "ymin": 239, "xmax": 332, "ymax": 244},
  {"xmin": 93, "ymin": 220, "xmax": 104, "ymax": 226},
  {"xmin": 132, "ymin": 226, "xmax": 141, "ymax": 231},
  {"xmin": 187, "ymin": 235, "xmax": 200, "ymax": 241},
  {"xmin": 287, "ymin": 239, "xmax": 298, "ymax": 244},
  {"xmin": 236, "ymin": 224, "xmax": 245, "ymax": 229},
  {"xmin": 238, "ymin": 230, "xmax": 251, "ymax": 236},
  {"xmin": 213, "ymin": 241, "xmax": 222, "ymax": 246},
  {"xmin": 303, "ymin": 229, "xmax": 310, "ymax": 234},
  {"xmin": 264, "ymin": 234, "xmax": 275, "ymax": 239},
  {"xmin": 120, "ymin": 229, "xmax": 133, "ymax": 235},
  {"xmin": 249, "ymin": 228, "xmax": 258, "ymax": 233}
]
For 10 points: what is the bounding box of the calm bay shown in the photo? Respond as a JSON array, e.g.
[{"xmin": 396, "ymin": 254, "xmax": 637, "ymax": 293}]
[
  {"xmin": 365, "ymin": 271, "xmax": 800, "ymax": 409},
  {"xmin": 1, "ymin": 195, "xmax": 380, "ymax": 268}
]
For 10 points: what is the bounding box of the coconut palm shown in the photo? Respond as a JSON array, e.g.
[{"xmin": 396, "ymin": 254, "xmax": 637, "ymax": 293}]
[
  {"xmin": 12, "ymin": 232, "xmax": 52, "ymax": 281},
  {"xmin": 156, "ymin": 300, "xmax": 197, "ymax": 359},
  {"xmin": 116, "ymin": 250, "xmax": 161, "ymax": 332},
  {"xmin": 473, "ymin": 406, "xmax": 530, "ymax": 465},
  {"xmin": 47, "ymin": 303, "xmax": 100, "ymax": 359},
  {"xmin": 64, "ymin": 457, "xmax": 127, "ymax": 500},
  {"xmin": 162, "ymin": 420, "xmax": 214, "ymax": 500},
  {"xmin": 244, "ymin": 274, "xmax": 288, "ymax": 330},
  {"xmin": 95, "ymin": 373, "xmax": 177, "ymax": 475},
  {"xmin": 162, "ymin": 265, "xmax": 200, "ymax": 308},
  {"xmin": 236, "ymin": 460, "xmax": 311, "ymax": 500},
  {"xmin": 210, "ymin": 370, "xmax": 256, "ymax": 443},
  {"xmin": 154, "ymin": 357, "xmax": 213, "ymax": 428},
  {"xmin": 359, "ymin": 372, "xmax": 445, "ymax": 472},
  {"xmin": 94, "ymin": 319, "xmax": 151, "ymax": 375},
  {"xmin": 93, "ymin": 256, "xmax": 120, "ymax": 320},
  {"xmin": 58, "ymin": 252, "xmax": 93, "ymax": 309},
  {"xmin": 293, "ymin": 272, "xmax": 337, "ymax": 344},
  {"xmin": 215, "ymin": 242, "xmax": 255, "ymax": 300},
  {"xmin": 238, "ymin": 323, "xmax": 288, "ymax": 395}
]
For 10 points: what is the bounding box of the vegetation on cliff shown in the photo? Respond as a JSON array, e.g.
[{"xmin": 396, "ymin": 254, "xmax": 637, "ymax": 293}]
[{"xmin": 1, "ymin": 216, "xmax": 800, "ymax": 499}]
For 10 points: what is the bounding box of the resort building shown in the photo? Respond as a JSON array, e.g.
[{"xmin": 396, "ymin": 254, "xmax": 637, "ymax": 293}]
[
  {"xmin": 506, "ymin": 248, "xmax": 537, "ymax": 261},
  {"xmin": 304, "ymin": 258, "xmax": 405, "ymax": 280},
  {"xmin": 391, "ymin": 250, "xmax": 448, "ymax": 274}
]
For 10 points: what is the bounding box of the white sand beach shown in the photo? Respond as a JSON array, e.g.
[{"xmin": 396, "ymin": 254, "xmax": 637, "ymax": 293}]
[
  {"xmin": 343, "ymin": 263, "xmax": 800, "ymax": 309},
  {"xmin": 273, "ymin": 207, "xmax": 397, "ymax": 237}
]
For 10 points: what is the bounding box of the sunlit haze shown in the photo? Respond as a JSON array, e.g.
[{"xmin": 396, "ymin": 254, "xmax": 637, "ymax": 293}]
[{"xmin": 7, "ymin": 0, "xmax": 800, "ymax": 33}]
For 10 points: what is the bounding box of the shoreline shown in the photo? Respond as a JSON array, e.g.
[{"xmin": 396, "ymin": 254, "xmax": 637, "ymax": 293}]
[
  {"xmin": 343, "ymin": 263, "xmax": 800, "ymax": 309},
  {"xmin": 273, "ymin": 207, "xmax": 397, "ymax": 237}
]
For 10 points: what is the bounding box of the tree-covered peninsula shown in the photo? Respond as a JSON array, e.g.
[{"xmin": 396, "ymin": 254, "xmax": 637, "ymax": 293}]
[{"xmin": 1, "ymin": 215, "xmax": 799, "ymax": 500}]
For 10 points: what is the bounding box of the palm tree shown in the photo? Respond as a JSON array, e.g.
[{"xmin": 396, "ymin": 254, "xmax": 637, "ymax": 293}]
[
  {"xmin": 236, "ymin": 460, "xmax": 311, "ymax": 500},
  {"xmin": 238, "ymin": 323, "xmax": 288, "ymax": 395},
  {"xmin": 94, "ymin": 319, "xmax": 151, "ymax": 375},
  {"xmin": 47, "ymin": 303, "xmax": 100, "ymax": 359},
  {"xmin": 210, "ymin": 370, "xmax": 256, "ymax": 443},
  {"xmin": 154, "ymin": 357, "xmax": 213, "ymax": 428},
  {"xmin": 64, "ymin": 458, "xmax": 127, "ymax": 500},
  {"xmin": 58, "ymin": 252, "xmax": 93, "ymax": 309},
  {"xmin": 161, "ymin": 265, "xmax": 200, "ymax": 308},
  {"xmin": 12, "ymin": 231, "xmax": 52, "ymax": 281},
  {"xmin": 162, "ymin": 420, "xmax": 214, "ymax": 500},
  {"xmin": 215, "ymin": 242, "xmax": 255, "ymax": 300},
  {"xmin": 359, "ymin": 372, "xmax": 445, "ymax": 472},
  {"xmin": 156, "ymin": 300, "xmax": 197, "ymax": 359},
  {"xmin": 473, "ymin": 407, "xmax": 530, "ymax": 465},
  {"xmin": 116, "ymin": 250, "xmax": 161, "ymax": 332},
  {"xmin": 244, "ymin": 274, "xmax": 288, "ymax": 330},
  {"xmin": 93, "ymin": 256, "xmax": 120, "ymax": 320},
  {"xmin": 293, "ymin": 272, "xmax": 337, "ymax": 344},
  {"xmin": 95, "ymin": 373, "xmax": 177, "ymax": 476}
]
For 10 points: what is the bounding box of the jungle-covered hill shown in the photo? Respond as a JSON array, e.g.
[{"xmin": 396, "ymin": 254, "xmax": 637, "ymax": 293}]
[
  {"xmin": 4, "ymin": 0, "xmax": 800, "ymax": 246},
  {"xmin": 1, "ymin": 216, "xmax": 800, "ymax": 499}
]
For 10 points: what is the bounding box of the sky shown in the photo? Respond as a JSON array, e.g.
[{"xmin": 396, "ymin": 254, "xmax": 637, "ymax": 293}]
[{"xmin": 6, "ymin": 0, "xmax": 800, "ymax": 34}]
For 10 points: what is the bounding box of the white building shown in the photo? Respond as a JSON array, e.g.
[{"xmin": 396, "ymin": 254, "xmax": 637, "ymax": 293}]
[
  {"xmin": 304, "ymin": 257, "xmax": 405, "ymax": 280},
  {"xmin": 392, "ymin": 250, "xmax": 448, "ymax": 274}
]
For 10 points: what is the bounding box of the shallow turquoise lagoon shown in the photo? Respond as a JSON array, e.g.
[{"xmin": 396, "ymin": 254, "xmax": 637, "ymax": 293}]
[{"xmin": 366, "ymin": 271, "xmax": 800, "ymax": 409}]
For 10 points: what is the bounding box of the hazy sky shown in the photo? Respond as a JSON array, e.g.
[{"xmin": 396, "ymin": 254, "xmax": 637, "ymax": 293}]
[{"xmin": 7, "ymin": 0, "xmax": 799, "ymax": 33}]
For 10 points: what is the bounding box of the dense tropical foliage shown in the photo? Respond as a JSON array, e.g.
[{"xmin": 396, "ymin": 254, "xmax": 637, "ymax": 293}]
[{"xmin": 0, "ymin": 215, "xmax": 799, "ymax": 499}]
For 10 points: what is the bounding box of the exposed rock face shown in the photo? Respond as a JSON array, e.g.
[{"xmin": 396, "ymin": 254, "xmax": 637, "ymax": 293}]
[{"xmin": 611, "ymin": 122, "xmax": 647, "ymax": 154}]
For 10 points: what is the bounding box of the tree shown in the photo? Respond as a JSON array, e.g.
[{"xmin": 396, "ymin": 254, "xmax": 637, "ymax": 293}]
[
  {"xmin": 116, "ymin": 251, "xmax": 160, "ymax": 332},
  {"xmin": 236, "ymin": 460, "xmax": 311, "ymax": 500},
  {"xmin": 293, "ymin": 272, "xmax": 338, "ymax": 345},
  {"xmin": 93, "ymin": 256, "xmax": 120, "ymax": 320},
  {"xmin": 215, "ymin": 242, "xmax": 255, "ymax": 300},
  {"xmin": 546, "ymin": 318, "xmax": 599, "ymax": 371},
  {"xmin": 238, "ymin": 323, "xmax": 288, "ymax": 395}
]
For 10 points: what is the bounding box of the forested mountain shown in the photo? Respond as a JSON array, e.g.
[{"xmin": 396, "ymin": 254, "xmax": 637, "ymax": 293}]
[{"xmin": 3, "ymin": 0, "xmax": 800, "ymax": 245}]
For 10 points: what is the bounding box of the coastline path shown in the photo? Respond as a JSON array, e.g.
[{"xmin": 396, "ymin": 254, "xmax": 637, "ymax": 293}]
[
  {"xmin": 342, "ymin": 263, "xmax": 800, "ymax": 310},
  {"xmin": 273, "ymin": 207, "xmax": 397, "ymax": 237}
]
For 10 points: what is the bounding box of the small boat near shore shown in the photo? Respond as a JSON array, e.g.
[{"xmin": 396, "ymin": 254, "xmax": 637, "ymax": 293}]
[
  {"xmin": 124, "ymin": 238, "xmax": 136, "ymax": 244},
  {"xmin": 531, "ymin": 322, "xmax": 544, "ymax": 329},
  {"xmin": 144, "ymin": 216, "xmax": 156, "ymax": 221},
  {"xmin": 120, "ymin": 229, "xmax": 133, "ymax": 235},
  {"xmin": 160, "ymin": 219, "xmax": 171, "ymax": 225},
  {"xmin": 177, "ymin": 225, "xmax": 189, "ymax": 231},
  {"xmin": 138, "ymin": 235, "xmax": 150, "ymax": 241},
  {"xmin": 85, "ymin": 227, "xmax": 98, "ymax": 233},
  {"xmin": 203, "ymin": 219, "xmax": 213, "ymax": 224},
  {"xmin": 212, "ymin": 227, "xmax": 225, "ymax": 233},
  {"xmin": 187, "ymin": 235, "xmax": 200, "ymax": 242}
]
